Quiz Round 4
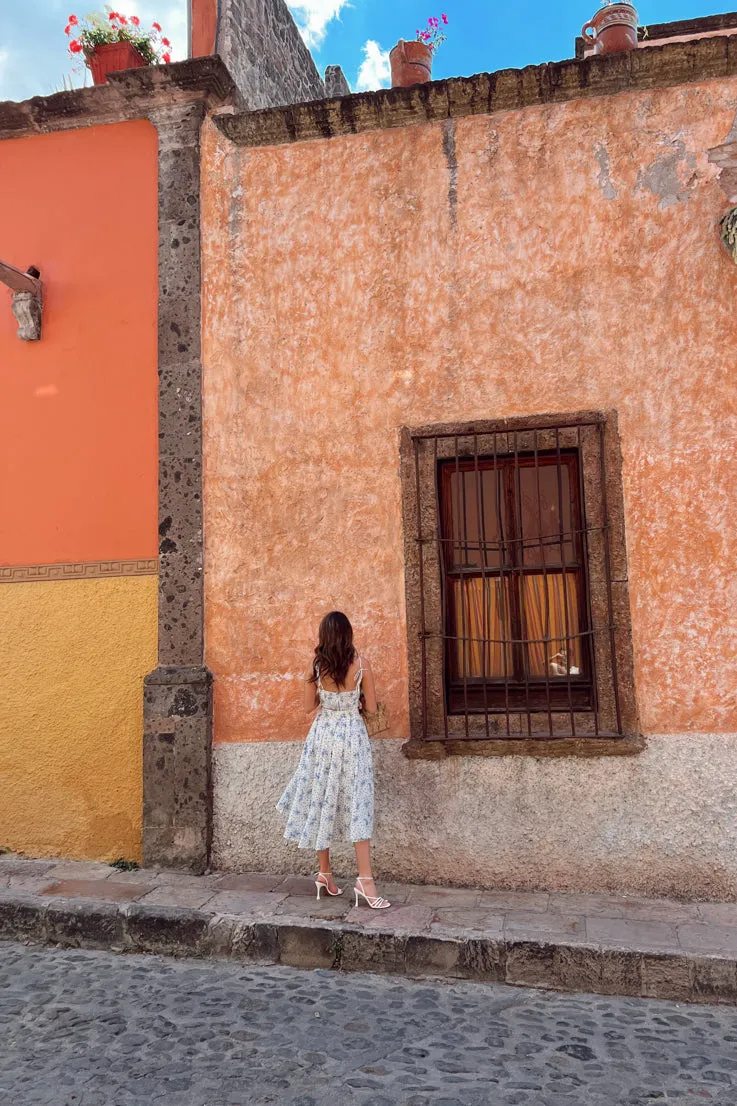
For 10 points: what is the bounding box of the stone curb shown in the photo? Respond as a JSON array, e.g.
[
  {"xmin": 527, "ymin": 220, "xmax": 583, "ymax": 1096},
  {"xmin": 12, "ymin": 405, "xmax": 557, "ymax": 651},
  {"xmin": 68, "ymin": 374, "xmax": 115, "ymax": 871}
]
[{"xmin": 0, "ymin": 889, "xmax": 735, "ymax": 1005}]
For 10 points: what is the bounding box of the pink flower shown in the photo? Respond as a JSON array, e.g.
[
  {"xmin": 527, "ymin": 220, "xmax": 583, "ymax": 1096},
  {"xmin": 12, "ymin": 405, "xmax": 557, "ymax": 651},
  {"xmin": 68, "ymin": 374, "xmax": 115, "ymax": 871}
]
[{"xmin": 441, "ymin": 12, "xmax": 448, "ymax": 23}]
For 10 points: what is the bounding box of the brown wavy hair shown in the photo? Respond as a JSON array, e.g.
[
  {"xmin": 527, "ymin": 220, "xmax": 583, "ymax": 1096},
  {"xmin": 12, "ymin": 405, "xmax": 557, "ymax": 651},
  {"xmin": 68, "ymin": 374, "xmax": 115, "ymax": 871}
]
[{"xmin": 310, "ymin": 611, "xmax": 356, "ymax": 689}]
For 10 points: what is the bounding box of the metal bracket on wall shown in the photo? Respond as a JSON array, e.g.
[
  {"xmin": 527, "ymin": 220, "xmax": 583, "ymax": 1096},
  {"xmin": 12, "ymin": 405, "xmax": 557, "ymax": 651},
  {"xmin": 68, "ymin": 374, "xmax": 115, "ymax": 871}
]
[
  {"xmin": 708, "ymin": 125, "xmax": 737, "ymax": 264},
  {"xmin": 0, "ymin": 260, "xmax": 43, "ymax": 340}
]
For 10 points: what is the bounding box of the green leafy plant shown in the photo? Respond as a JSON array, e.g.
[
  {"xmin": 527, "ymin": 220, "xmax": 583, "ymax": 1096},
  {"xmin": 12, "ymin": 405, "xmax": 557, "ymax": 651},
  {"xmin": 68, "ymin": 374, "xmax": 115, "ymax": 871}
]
[
  {"xmin": 329, "ymin": 933, "xmax": 345, "ymax": 969},
  {"xmin": 65, "ymin": 7, "xmax": 172, "ymax": 68},
  {"xmin": 110, "ymin": 857, "xmax": 140, "ymax": 871}
]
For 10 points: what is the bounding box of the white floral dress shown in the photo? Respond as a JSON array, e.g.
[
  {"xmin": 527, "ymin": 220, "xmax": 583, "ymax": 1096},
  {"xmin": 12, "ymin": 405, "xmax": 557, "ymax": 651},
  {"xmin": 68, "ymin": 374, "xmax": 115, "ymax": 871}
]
[{"xmin": 277, "ymin": 660, "xmax": 374, "ymax": 850}]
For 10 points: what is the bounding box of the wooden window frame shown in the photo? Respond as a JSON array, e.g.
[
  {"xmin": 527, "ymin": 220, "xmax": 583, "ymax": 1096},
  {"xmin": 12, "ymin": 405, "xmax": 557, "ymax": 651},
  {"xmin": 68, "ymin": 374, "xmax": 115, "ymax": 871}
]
[
  {"xmin": 440, "ymin": 450, "xmax": 592, "ymax": 715},
  {"xmin": 399, "ymin": 411, "xmax": 640, "ymax": 750}
]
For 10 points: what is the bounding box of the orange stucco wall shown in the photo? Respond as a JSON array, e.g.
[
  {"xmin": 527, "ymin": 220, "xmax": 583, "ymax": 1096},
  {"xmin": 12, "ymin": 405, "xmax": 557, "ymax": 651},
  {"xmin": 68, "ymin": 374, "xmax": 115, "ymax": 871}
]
[
  {"xmin": 0, "ymin": 121, "xmax": 159, "ymax": 566},
  {"xmin": 201, "ymin": 81, "xmax": 737, "ymax": 744},
  {"xmin": 191, "ymin": 0, "xmax": 218, "ymax": 56}
]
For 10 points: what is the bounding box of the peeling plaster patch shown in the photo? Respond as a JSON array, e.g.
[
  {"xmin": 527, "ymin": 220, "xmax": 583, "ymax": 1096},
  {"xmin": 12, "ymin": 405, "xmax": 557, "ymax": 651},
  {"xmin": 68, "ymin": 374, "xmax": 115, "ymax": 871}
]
[
  {"xmin": 484, "ymin": 124, "xmax": 499, "ymax": 164},
  {"xmin": 636, "ymin": 139, "xmax": 697, "ymax": 209},
  {"xmin": 442, "ymin": 118, "xmax": 458, "ymax": 228},
  {"xmin": 594, "ymin": 143, "xmax": 617, "ymax": 200}
]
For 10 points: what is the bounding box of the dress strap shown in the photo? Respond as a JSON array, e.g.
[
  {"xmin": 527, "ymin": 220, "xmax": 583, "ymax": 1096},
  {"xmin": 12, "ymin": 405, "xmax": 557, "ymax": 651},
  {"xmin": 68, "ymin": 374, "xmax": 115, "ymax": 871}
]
[
  {"xmin": 315, "ymin": 662, "xmax": 323, "ymax": 690},
  {"xmin": 354, "ymin": 655, "xmax": 363, "ymax": 685}
]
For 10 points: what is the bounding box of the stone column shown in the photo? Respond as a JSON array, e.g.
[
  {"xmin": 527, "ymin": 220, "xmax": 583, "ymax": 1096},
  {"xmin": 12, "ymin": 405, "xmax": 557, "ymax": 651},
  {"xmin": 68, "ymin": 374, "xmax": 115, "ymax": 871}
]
[
  {"xmin": 324, "ymin": 65, "xmax": 351, "ymax": 98},
  {"xmin": 143, "ymin": 100, "xmax": 212, "ymax": 873}
]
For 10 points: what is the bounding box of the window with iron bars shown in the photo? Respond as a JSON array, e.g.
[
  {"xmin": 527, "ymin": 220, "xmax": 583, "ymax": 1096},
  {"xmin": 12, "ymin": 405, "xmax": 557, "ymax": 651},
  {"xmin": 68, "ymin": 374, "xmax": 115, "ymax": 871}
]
[{"xmin": 400, "ymin": 413, "xmax": 638, "ymax": 745}]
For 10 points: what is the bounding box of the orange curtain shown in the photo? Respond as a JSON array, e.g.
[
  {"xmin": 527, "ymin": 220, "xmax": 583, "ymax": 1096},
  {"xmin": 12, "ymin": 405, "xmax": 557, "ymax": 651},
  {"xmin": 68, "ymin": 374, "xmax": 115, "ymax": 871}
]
[
  {"xmin": 452, "ymin": 577, "xmax": 511, "ymax": 678},
  {"xmin": 453, "ymin": 574, "xmax": 581, "ymax": 679},
  {"xmin": 521, "ymin": 574, "xmax": 581, "ymax": 677}
]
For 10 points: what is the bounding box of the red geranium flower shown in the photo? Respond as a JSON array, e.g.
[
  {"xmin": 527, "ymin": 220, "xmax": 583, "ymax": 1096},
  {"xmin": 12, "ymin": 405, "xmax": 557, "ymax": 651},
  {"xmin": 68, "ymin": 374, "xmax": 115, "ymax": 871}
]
[
  {"xmin": 64, "ymin": 23, "xmax": 72, "ymax": 35},
  {"xmin": 118, "ymin": 15, "xmax": 128, "ymax": 24},
  {"xmin": 68, "ymin": 14, "xmax": 78, "ymax": 24},
  {"xmin": 69, "ymin": 39, "xmax": 82, "ymax": 52},
  {"xmin": 108, "ymin": 11, "xmax": 118, "ymax": 19},
  {"xmin": 162, "ymin": 52, "xmax": 171, "ymax": 63},
  {"xmin": 161, "ymin": 37, "xmax": 171, "ymax": 46},
  {"xmin": 130, "ymin": 15, "xmax": 140, "ymax": 25},
  {"xmin": 152, "ymin": 21, "xmax": 162, "ymax": 30}
]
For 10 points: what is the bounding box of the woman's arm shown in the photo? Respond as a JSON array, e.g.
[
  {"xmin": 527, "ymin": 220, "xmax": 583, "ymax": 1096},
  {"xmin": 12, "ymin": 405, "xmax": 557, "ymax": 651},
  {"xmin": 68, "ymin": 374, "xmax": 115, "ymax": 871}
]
[
  {"xmin": 303, "ymin": 663, "xmax": 319, "ymax": 715},
  {"xmin": 361, "ymin": 656, "xmax": 378, "ymax": 714}
]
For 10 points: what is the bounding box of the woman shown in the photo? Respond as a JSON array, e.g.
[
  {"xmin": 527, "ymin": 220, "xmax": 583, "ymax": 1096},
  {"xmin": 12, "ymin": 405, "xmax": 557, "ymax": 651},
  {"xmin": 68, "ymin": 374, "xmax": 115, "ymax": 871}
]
[{"xmin": 276, "ymin": 611, "xmax": 390, "ymax": 909}]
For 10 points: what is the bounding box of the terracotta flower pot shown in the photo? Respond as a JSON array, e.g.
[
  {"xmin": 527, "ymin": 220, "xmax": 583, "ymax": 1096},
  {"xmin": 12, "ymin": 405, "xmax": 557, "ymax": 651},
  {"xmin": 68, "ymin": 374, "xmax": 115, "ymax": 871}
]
[
  {"xmin": 389, "ymin": 39, "xmax": 433, "ymax": 88},
  {"xmin": 581, "ymin": 3, "xmax": 638, "ymax": 55},
  {"xmin": 88, "ymin": 41, "xmax": 147, "ymax": 85}
]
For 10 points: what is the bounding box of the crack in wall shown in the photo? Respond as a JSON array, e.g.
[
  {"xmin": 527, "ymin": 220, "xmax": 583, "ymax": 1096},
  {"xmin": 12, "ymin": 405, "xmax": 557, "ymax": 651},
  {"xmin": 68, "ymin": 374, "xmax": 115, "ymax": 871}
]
[{"xmin": 442, "ymin": 118, "xmax": 458, "ymax": 228}]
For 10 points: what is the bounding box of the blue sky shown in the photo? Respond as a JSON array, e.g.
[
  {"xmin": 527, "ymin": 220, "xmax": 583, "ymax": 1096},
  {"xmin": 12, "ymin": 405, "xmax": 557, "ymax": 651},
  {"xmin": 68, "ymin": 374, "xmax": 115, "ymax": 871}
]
[{"xmin": 1, "ymin": 0, "xmax": 736, "ymax": 102}]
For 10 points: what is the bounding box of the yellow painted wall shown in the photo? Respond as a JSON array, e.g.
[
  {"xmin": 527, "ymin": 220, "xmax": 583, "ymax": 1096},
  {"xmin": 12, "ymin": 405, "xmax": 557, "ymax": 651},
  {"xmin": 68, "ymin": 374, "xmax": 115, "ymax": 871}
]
[{"xmin": 0, "ymin": 575, "xmax": 157, "ymax": 860}]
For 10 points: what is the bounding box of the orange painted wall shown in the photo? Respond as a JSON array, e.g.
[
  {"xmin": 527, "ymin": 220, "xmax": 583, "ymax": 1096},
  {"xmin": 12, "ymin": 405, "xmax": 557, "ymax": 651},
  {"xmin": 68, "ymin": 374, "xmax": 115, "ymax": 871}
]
[
  {"xmin": 0, "ymin": 121, "xmax": 159, "ymax": 566},
  {"xmin": 191, "ymin": 0, "xmax": 218, "ymax": 56},
  {"xmin": 201, "ymin": 81, "xmax": 737, "ymax": 743}
]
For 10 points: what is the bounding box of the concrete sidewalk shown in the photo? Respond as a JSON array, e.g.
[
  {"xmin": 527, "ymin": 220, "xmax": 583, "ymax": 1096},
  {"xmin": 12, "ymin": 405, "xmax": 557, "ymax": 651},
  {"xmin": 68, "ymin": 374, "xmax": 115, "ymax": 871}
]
[{"xmin": 2, "ymin": 853, "xmax": 737, "ymax": 1005}]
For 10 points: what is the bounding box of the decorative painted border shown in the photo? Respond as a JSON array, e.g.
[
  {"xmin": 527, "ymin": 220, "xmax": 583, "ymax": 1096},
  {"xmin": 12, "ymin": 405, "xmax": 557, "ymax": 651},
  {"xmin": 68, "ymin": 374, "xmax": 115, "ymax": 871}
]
[{"xmin": 0, "ymin": 558, "xmax": 159, "ymax": 583}]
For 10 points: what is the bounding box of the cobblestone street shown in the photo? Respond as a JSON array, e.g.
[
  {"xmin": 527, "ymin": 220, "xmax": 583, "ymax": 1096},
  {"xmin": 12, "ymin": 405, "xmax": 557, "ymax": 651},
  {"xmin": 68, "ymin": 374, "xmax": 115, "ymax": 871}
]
[{"xmin": 2, "ymin": 943, "xmax": 737, "ymax": 1106}]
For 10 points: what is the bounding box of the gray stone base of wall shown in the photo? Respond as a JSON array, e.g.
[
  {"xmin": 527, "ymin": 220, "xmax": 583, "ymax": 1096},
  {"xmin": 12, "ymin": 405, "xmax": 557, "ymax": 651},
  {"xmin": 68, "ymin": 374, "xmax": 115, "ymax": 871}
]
[{"xmin": 213, "ymin": 734, "xmax": 737, "ymax": 900}]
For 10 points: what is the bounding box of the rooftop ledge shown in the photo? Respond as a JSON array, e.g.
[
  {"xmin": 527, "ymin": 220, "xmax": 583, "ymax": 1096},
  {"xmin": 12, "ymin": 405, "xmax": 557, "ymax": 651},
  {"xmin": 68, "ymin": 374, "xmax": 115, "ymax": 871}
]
[
  {"xmin": 0, "ymin": 56, "xmax": 236, "ymax": 142},
  {"xmin": 215, "ymin": 32, "xmax": 737, "ymax": 148},
  {"xmin": 1, "ymin": 33, "xmax": 736, "ymax": 147}
]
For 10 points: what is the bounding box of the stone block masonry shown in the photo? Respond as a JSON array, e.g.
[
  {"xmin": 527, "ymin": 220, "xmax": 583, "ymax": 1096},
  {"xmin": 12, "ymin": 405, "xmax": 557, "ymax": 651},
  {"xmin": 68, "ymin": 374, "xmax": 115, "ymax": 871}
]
[
  {"xmin": 211, "ymin": 0, "xmax": 326, "ymax": 108},
  {"xmin": 2, "ymin": 854, "xmax": 737, "ymax": 1006},
  {"xmin": 324, "ymin": 65, "xmax": 351, "ymax": 98}
]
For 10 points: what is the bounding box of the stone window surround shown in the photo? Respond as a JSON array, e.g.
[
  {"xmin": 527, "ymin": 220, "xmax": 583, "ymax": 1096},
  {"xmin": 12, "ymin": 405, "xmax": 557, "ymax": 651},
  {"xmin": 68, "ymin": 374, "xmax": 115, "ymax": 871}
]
[{"xmin": 399, "ymin": 411, "xmax": 641, "ymax": 760}]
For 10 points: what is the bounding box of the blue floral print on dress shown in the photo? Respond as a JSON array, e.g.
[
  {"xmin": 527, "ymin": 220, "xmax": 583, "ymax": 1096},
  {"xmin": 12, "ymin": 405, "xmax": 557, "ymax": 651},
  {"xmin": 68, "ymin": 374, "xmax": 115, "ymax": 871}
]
[{"xmin": 276, "ymin": 659, "xmax": 374, "ymax": 850}]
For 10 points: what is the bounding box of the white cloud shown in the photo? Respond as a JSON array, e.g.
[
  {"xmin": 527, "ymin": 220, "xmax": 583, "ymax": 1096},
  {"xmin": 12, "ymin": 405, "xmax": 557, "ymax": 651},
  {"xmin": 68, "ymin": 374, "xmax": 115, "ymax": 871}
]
[
  {"xmin": 287, "ymin": 0, "xmax": 349, "ymax": 50},
  {"xmin": 124, "ymin": 0, "xmax": 187, "ymax": 61},
  {"xmin": 355, "ymin": 39, "xmax": 390, "ymax": 92}
]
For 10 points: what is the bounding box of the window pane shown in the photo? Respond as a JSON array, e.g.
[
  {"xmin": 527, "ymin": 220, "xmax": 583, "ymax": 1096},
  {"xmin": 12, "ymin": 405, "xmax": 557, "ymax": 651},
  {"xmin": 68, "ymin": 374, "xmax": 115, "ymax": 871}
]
[
  {"xmin": 521, "ymin": 572, "xmax": 583, "ymax": 678},
  {"xmin": 520, "ymin": 463, "xmax": 574, "ymax": 566},
  {"xmin": 452, "ymin": 577, "xmax": 512, "ymax": 678},
  {"xmin": 448, "ymin": 468, "xmax": 502, "ymax": 569}
]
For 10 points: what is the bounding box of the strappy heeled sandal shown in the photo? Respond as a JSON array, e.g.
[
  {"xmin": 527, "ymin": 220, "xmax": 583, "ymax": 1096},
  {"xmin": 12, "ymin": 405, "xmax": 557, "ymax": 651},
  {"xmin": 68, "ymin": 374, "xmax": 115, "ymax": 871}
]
[
  {"xmin": 354, "ymin": 876, "xmax": 391, "ymax": 909},
  {"xmin": 315, "ymin": 871, "xmax": 343, "ymax": 900}
]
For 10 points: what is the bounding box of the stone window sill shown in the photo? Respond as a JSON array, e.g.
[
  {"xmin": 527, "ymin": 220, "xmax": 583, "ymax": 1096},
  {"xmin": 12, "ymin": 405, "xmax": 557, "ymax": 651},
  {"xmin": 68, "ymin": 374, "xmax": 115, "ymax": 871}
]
[{"xmin": 401, "ymin": 735, "xmax": 646, "ymax": 759}]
